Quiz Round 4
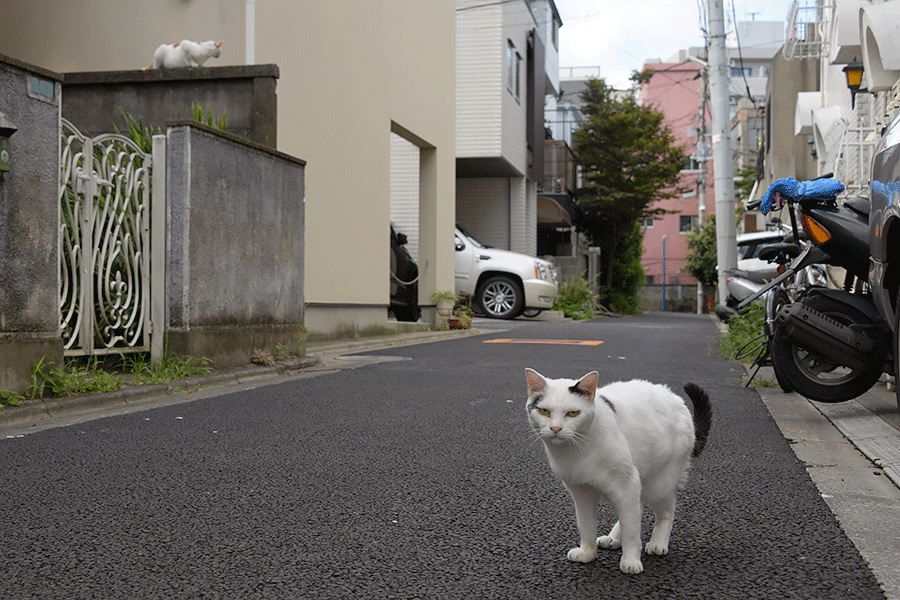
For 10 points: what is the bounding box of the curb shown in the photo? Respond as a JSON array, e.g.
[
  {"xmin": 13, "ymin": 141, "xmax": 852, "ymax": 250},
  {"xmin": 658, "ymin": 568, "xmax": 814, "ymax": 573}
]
[
  {"xmin": 1, "ymin": 356, "xmax": 319, "ymax": 428},
  {"xmin": 810, "ymin": 398, "xmax": 900, "ymax": 489}
]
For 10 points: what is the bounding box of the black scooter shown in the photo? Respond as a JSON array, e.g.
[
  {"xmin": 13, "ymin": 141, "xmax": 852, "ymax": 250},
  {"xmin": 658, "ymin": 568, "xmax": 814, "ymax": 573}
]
[{"xmin": 737, "ymin": 178, "xmax": 891, "ymax": 402}]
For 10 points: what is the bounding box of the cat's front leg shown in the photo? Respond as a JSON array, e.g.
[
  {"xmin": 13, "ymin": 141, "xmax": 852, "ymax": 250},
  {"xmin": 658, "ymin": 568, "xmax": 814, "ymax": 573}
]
[
  {"xmin": 564, "ymin": 483, "xmax": 601, "ymax": 563},
  {"xmin": 610, "ymin": 485, "xmax": 644, "ymax": 574},
  {"xmin": 598, "ymin": 520, "xmax": 621, "ymax": 549}
]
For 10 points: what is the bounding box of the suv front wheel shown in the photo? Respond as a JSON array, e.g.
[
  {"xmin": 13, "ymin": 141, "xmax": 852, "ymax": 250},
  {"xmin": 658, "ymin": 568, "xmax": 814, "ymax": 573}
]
[{"xmin": 477, "ymin": 275, "xmax": 524, "ymax": 319}]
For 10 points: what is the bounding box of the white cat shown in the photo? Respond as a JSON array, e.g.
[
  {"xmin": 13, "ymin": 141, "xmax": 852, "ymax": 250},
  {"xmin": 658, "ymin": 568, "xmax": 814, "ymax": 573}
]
[
  {"xmin": 152, "ymin": 40, "xmax": 223, "ymax": 69},
  {"xmin": 525, "ymin": 369, "xmax": 712, "ymax": 574}
]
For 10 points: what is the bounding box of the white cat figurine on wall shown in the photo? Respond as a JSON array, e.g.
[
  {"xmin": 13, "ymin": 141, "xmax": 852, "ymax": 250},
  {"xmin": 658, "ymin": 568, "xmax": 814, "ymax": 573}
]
[
  {"xmin": 525, "ymin": 369, "xmax": 712, "ymax": 574},
  {"xmin": 152, "ymin": 40, "xmax": 222, "ymax": 69}
]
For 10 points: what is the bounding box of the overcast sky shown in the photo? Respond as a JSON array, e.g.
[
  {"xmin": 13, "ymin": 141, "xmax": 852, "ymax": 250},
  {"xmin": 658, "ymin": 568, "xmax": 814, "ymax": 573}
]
[{"xmin": 554, "ymin": 0, "xmax": 796, "ymax": 88}]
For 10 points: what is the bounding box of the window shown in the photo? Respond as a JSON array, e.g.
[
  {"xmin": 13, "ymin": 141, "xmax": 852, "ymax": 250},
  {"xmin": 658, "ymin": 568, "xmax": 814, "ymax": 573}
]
[
  {"xmin": 507, "ymin": 41, "xmax": 515, "ymax": 93},
  {"xmin": 679, "ymin": 215, "xmax": 698, "ymax": 233},
  {"xmin": 642, "ymin": 218, "xmax": 655, "ymax": 229},
  {"xmin": 507, "ymin": 40, "xmax": 522, "ymax": 101},
  {"xmin": 515, "ymin": 51, "xmax": 522, "ymax": 101},
  {"xmin": 681, "ymin": 156, "xmax": 702, "ymax": 172}
]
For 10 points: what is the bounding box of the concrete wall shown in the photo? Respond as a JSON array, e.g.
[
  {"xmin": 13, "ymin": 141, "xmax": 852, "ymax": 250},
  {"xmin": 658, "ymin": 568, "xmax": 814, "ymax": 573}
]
[
  {"xmin": 63, "ymin": 66, "xmax": 278, "ymax": 149},
  {"xmin": 0, "ymin": 55, "xmax": 63, "ymax": 392},
  {"xmin": 639, "ymin": 284, "xmax": 701, "ymax": 313},
  {"xmin": 165, "ymin": 122, "xmax": 305, "ymax": 368}
]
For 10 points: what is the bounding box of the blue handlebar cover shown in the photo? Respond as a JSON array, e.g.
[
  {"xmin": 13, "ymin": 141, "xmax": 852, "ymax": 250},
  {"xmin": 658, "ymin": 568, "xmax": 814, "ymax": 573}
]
[{"xmin": 760, "ymin": 177, "xmax": 844, "ymax": 215}]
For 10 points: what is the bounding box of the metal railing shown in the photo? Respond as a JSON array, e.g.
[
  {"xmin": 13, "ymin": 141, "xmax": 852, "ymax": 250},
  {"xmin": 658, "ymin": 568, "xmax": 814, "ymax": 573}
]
[{"xmin": 784, "ymin": 0, "xmax": 834, "ymax": 60}]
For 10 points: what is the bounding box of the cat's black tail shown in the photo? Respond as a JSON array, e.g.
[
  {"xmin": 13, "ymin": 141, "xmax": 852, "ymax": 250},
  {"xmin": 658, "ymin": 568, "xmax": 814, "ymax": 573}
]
[{"xmin": 684, "ymin": 383, "xmax": 712, "ymax": 457}]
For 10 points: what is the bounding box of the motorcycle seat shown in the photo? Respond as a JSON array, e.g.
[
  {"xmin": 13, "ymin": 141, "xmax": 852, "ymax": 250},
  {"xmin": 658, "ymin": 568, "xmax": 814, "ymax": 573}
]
[
  {"xmin": 732, "ymin": 268, "xmax": 777, "ymax": 284},
  {"xmin": 758, "ymin": 242, "xmax": 801, "ymax": 264}
]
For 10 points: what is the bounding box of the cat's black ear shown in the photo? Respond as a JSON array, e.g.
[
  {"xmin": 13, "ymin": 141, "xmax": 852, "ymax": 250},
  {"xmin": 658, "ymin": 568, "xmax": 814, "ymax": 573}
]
[
  {"xmin": 525, "ymin": 368, "xmax": 547, "ymax": 394},
  {"xmin": 572, "ymin": 371, "xmax": 599, "ymax": 398}
]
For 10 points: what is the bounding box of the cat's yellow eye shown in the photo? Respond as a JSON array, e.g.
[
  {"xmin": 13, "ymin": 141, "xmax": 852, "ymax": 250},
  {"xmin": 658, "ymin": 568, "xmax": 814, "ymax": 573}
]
[
  {"xmin": 537, "ymin": 408, "xmax": 551, "ymax": 416},
  {"xmin": 565, "ymin": 410, "xmax": 581, "ymax": 418}
]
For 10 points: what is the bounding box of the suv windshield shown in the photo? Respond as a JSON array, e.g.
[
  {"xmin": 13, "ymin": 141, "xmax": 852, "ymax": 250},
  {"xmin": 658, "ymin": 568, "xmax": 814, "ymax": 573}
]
[{"xmin": 457, "ymin": 225, "xmax": 488, "ymax": 249}]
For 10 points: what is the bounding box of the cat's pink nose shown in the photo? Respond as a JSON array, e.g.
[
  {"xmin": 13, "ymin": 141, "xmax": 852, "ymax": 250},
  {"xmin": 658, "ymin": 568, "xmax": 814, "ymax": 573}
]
[{"xmin": 550, "ymin": 426, "xmax": 562, "ymax": 434}]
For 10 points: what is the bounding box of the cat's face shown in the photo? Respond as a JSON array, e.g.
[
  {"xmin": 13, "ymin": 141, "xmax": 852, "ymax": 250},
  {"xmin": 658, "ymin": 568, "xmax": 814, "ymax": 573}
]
[
  {"xmin": 200, "ymin": 40, "xmax": 223, "ymax": 58},
  {"xmin": 525, "ymin": 369, "xmax": 597, "ymax": 445}
]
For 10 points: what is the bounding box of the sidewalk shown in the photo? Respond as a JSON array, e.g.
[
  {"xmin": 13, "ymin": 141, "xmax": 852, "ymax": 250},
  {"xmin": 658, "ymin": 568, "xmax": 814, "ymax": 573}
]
[{"xmin": 751, "ymin": 364, "xmax": 900, "ymax": 489}]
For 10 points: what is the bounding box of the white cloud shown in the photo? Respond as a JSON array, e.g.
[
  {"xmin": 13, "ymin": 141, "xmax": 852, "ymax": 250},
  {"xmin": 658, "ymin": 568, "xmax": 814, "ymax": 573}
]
[{"xmin": 554, "ymin": 0, "xmax": 793, "ymax": 88}]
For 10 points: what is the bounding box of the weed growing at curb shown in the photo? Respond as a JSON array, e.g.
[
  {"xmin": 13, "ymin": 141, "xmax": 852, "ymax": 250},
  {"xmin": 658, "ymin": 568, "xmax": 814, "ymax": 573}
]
[
  {"xmin": 717, "ymin": 303, "xmax": 765, "ymax": 363},
  {"xmin": 0, "ymin": 353, "xmax": 214, "ymax": 406}
]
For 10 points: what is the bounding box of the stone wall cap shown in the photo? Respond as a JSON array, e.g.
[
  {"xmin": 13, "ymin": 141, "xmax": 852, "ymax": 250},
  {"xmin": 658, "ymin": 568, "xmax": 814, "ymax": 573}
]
[
  {"xmin": 0, "ymin": 53, "xmax": 64, "ymax": 81},
  {"xmin": 63, "ymin": 64, "xmax": 279, "ymax": 85},
  {"xmin": 166, "ymin": 120, "xmax": 306, "ymax": 166}
]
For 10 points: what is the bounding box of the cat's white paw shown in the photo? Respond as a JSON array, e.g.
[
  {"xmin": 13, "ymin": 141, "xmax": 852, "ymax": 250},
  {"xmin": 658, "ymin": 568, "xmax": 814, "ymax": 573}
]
[
  {"xmin": 566, "ymin": 547, "xmax": 596, "ymax": 563},
  {"xmin": 645, "ymin": 541, "xmax": 669, "ymax": 556},
  {"xmin": 597, "ymin": 535, "xmax": 621, "ymax": 550},
  {"xmin": 619, "ymin": 557, "xmax": 644, "ymax": 574}
]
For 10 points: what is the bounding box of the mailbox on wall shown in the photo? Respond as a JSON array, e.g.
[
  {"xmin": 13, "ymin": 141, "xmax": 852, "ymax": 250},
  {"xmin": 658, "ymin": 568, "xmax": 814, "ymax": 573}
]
[{"xmin": 0, "ymin": 112, "xmax": 18, "ymax": 172}]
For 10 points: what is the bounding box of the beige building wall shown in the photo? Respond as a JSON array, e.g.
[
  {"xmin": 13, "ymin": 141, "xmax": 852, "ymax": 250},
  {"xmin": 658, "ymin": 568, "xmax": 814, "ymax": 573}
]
[{"xmin": 0, "ymin": 0, "xmax": 457, "ymax": 337}]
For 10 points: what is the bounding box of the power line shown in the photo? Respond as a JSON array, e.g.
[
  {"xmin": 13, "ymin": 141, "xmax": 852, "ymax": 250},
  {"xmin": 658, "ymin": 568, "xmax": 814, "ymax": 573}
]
[{"xmin": 730, "ymin": 0, "xmax": 757, "ymax": 107}]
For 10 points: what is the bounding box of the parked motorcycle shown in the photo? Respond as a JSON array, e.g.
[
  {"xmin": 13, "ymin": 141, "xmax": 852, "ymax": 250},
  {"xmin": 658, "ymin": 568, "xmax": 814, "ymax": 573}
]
[
  {"xmin": 715, "ymin": 250, "xmax": 831, "ymax": 323},
  {"xmin": 736, "ymin": 178, "xmax": 891, "ymax": 402}
]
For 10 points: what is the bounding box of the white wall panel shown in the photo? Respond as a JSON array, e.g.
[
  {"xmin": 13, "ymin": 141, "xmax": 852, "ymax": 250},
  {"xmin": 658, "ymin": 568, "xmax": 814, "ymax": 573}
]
[
  {"xmin": 456, "ymin": 177, "xmax": 510, "ymax": 249},
  {"xmin": 390, "ymin": 132, "xmax": 420, "ymax": 261}
]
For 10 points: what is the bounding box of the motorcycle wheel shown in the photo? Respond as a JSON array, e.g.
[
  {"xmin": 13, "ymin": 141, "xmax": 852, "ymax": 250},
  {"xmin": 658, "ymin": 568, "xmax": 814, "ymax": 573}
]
[
  {"xmin": 771, "ymin": 293, "xmax": 883, "ymax": 402},
  {"xmin": 768, "ymin": 288, "xmax": 794, "ymax": 393},
  {"xmin": 894, "ymin": 294, "xmax": 900, "ymax": 418}
]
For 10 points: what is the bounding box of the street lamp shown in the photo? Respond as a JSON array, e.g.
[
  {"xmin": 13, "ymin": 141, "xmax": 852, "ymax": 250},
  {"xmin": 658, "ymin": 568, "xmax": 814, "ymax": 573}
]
[{"xmin": 842, "ymin": 63, "xmax": 872, "ymax": 109}]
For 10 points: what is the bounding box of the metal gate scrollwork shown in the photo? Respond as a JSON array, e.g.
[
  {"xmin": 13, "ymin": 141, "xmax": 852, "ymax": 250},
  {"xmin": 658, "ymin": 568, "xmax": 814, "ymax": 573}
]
[{"xmin": 59, "ymin": 118, "xmax": 162, "ymax": 357}]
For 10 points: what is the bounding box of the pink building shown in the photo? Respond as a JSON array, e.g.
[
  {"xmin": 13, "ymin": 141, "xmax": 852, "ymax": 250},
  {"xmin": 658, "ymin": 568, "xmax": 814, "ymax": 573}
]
[{"xmin": 639, "ymin": 60, "xmax": 714, "ymax": 289}]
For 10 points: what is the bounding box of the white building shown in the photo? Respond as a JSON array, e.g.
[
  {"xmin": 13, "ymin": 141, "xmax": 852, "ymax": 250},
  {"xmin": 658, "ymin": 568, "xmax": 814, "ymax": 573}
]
[{"xmin": 454, "ymin": 0, "xmax": 561, "ymax": 256}]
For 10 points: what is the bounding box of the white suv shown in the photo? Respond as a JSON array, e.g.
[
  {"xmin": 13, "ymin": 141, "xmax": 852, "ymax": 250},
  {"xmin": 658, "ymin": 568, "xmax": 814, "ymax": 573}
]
[{"xmin": 454, "ymin": 226, "xmax": 558, "ymax": 319}]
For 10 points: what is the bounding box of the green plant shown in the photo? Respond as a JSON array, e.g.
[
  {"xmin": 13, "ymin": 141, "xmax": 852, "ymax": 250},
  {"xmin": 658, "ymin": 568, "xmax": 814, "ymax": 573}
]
[
  {"xmin": 117, "ymin": 112, "xmax": 162, "ymax": 153},
  {"xmin": 126, "ymin": 352, "xmax": 214, "ymax": 385},
  {"xmin": 718, "ymin": 303, "xmax": 766, "ymax": 363},
  {"xmin": 553, "ymin": 276, "xmax": 595, "ymax": 320},
  {"xmin": 431, "ymin": 290, "xmax": 458, "ymax": 304},
  {"xmin": 453, "ymin": 304, "xmax": 474, "ymax": 328},
  {"xmin": 191, "ymin": 103, "xmax": 228, "ymax": 131},
  {"xmin": 34, "ymin": 357, "xmax": 124, "ymax": 397},
  {"xmin": 0, "ymin": 389, "xmax": 23, "ymax": 407},
  {"xmin": 684, "ymin": 214, "xmax": 718, "ymax": 288}
]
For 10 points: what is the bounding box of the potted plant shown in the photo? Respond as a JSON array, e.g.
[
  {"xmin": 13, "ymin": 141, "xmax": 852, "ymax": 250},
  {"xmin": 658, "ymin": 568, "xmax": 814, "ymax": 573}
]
[
  {"xmin": 451, "ymin": 305, "xmax": 474, "ymax": 329},
  {"xmin": 431, "ymin": 290, "xmax": 457, "ymax": 318}
]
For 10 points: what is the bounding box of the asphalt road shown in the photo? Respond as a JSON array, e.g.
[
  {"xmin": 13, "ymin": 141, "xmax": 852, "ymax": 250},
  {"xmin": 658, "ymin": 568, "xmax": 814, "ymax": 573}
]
[{"xmin": 0, "ymin": 313, "xmax": 887, "ymax": 599}]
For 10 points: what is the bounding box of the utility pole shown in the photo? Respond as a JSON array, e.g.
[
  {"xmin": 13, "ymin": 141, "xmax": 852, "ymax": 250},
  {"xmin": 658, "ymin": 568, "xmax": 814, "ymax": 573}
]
[
  {"xmin": 696, "ymin": 65, "xmax": 708, "ymax": 314},
  {"xmin": 708, "ymin": 0, "xmax": 737, "ymax": 305}
]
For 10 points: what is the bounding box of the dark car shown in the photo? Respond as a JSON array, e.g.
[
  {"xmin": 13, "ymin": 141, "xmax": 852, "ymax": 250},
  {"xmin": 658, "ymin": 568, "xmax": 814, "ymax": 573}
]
[
  {"xmin": 870, "ymin": 112, "xmax": 900, "ymax": 409},
  {"xmin": 390, "ymin": 224, "xmax": 420, "ymax": 322}
]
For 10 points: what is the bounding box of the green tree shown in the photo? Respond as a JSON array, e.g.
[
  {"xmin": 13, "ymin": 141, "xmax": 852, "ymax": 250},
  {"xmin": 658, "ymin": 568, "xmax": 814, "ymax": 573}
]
[
  {"xmin": 684, "ymin": 213, "xmax": 718, "ymax": 288},
  {"xmin": 573, "ymin": 78, "xmax": 687, "ymax": 311}
]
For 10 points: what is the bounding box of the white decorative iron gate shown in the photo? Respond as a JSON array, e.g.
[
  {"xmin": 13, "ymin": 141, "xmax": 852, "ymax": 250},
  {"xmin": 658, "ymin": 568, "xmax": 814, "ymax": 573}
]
[{"xmin": 59, "ymin": 118, "xmax": 165, "ymax": 360}]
